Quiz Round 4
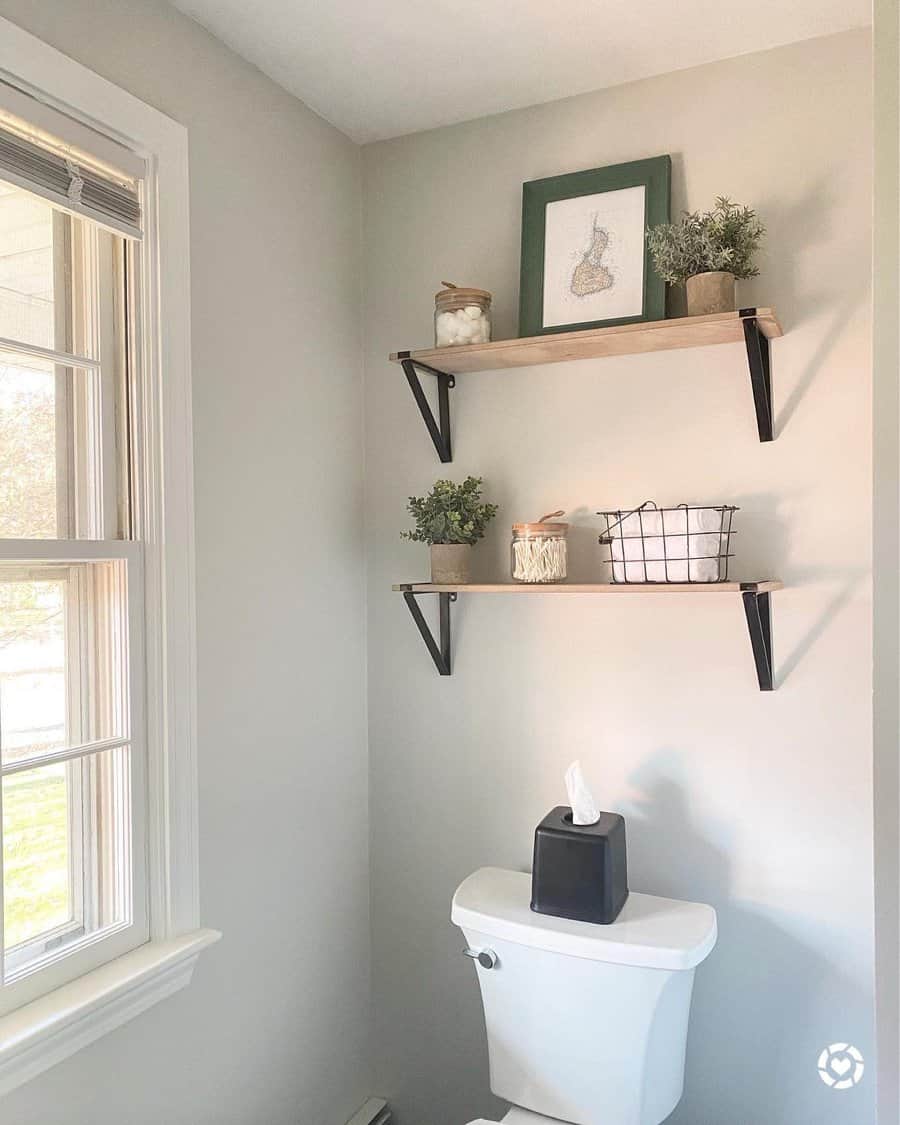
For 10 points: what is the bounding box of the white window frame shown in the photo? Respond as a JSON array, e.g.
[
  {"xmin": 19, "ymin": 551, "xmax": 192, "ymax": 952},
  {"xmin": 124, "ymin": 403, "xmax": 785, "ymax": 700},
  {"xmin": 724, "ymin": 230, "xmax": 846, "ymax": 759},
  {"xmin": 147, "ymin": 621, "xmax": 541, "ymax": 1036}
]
[
  {"xmin": 0, "ymin": 556, "xmax": 143, "ymax": 988},
  {"xmin": 0, "ymin": 17, "xmax": 219, "ymax": 1097}
]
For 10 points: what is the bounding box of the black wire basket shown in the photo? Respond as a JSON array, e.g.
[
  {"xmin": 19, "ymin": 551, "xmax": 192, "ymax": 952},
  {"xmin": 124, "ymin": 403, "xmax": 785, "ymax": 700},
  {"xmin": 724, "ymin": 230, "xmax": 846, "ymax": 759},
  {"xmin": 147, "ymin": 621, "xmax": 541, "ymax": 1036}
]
[{"xmin": 597, "ymin": 501, "xmax": 738, "ymax": 584}]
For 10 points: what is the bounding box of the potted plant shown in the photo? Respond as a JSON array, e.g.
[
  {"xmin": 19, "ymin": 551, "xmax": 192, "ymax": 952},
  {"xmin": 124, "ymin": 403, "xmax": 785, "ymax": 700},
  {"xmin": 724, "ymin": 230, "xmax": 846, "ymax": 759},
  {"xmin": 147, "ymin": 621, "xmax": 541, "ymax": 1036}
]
[
  {"xmin": 402, "ymin": 476, "xmax": 498, "ymax": 584},
  {"xmin": 647, "ymin": 197, "xmax": 765, "ymax": 316}
]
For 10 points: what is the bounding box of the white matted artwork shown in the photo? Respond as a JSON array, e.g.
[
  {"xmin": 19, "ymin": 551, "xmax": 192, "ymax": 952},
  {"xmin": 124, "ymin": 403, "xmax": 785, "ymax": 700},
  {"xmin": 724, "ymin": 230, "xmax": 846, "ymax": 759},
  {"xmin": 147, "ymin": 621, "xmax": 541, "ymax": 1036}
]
[{"xmin": 542, "ymin": 185, "xmax": 647, "ymax": 328}]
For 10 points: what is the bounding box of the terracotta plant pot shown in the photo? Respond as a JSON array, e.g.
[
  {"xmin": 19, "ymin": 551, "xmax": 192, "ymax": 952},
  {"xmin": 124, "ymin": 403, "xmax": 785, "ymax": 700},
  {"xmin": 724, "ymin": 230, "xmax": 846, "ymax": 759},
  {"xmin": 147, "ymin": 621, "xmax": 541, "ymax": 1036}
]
[
  {"xmin": 685, "ymin": 271, "xmax": 736, "ymax": 316},
  {"xmin": 431, "ymin": 543, "xmax": 471, "ymax": 584}
]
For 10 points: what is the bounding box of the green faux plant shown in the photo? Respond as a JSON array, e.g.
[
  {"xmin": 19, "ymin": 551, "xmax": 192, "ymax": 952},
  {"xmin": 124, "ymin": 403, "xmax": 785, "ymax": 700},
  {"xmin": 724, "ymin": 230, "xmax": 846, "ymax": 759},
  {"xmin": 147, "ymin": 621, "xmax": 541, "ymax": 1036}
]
[
  {"xmin": 647, "ymin": 197, "xmax": 765, "ymax": 285},
  {"xmin": 402, "ymin": 476, "xmax": 498, "ymax": 546}
]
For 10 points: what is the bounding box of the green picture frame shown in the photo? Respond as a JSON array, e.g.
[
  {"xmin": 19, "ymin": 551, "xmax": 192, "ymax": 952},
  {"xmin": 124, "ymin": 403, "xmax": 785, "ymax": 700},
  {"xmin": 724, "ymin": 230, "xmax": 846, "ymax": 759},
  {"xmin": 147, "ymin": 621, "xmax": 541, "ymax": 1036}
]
[{"xmin": 518, "ymin": 155, "xmax": 671, "ymax": 338}]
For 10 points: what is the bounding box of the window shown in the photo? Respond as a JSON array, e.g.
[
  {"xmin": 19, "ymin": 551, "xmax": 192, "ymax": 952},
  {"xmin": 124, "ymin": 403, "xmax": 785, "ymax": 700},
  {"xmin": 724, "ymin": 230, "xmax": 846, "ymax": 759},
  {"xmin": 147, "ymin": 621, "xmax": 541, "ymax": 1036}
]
[
  {"xmin": 0, "ymin": 17, "xmax": 217, "ymax": 1098},
  {"xmin": 0, "ymin": 155, "xmax": 146, "ymax": 1015}
]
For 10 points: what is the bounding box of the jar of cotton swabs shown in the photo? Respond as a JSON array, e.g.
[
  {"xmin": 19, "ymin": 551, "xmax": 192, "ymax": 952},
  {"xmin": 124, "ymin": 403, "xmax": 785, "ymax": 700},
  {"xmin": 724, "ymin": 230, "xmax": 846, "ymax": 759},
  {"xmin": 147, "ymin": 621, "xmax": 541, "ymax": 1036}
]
[{"xmin": 511, "ymin": 512, "xmax": 568, "ymax": 583}]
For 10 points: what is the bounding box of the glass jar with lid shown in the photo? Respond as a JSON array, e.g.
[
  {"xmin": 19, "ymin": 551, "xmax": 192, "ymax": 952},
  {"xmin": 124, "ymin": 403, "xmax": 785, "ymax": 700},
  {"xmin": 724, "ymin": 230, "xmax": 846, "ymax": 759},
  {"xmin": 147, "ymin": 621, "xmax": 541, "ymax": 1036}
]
[
  {"xmin": 511, "ymin": 512, "xmax": 568, "ymax": 583},
  {"xmin": 434, "ymin": 282, "xmax": 492, "ymax": 347}
]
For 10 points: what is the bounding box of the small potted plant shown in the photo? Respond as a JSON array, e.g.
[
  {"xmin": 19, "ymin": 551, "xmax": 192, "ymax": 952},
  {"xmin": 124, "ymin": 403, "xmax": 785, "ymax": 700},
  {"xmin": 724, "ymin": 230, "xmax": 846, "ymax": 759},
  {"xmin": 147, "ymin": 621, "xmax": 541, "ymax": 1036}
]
[
  {"xmin": 647, "ymin": 197, "xmax": 765, "ymax": 316},
  {"xmin": 402, "ymin": 476, "xmax": 498, "ymax": 584}
]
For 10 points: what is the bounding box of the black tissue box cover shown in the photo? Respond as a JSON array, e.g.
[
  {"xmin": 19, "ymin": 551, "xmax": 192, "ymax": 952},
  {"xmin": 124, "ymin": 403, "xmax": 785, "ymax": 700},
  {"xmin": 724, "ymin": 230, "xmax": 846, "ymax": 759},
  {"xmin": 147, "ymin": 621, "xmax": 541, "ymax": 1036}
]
[{"xmin": 531, "ymin": 805, "xmax": 629, "ymax": 925}]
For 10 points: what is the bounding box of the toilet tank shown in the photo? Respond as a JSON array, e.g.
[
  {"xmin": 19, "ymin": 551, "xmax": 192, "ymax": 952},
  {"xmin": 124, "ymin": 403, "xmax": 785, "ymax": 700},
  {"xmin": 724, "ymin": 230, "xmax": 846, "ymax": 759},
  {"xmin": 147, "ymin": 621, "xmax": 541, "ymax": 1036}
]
[{"xmin": 451, "ymin": 868, "xmax": 717, "ymax": 1125}]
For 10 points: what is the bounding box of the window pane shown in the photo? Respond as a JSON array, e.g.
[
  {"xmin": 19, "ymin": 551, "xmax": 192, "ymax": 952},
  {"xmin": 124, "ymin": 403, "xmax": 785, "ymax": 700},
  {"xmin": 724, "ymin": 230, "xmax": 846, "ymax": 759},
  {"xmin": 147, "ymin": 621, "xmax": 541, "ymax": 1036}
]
[
  {"xmin": 2, "ymin": 761, "xmax": 70, "ymax": 948},
  {"xmin": 0, "ymin": 181, "xmax": 62, "ymax": 353},
  {"xmin": 3, "ymin": 745, "xmax": 132, "ymax": 974},
  {"xmin": 0, "ymin": 349, "xmax": 62, "ymax": 538},
  {"xmin": 0, "ymin": 347, "xmax": 114, "ymax": 540},
  {"xmin": 0, "ymin": 577, "xmax": 65, "ymax": 763},
  {"xmin": 0, "ymin": 185, "xmax": 128, "ymax": 541},
  {"xmin": 0, "ymin": 562, "xmax": 128, "ymax": 767}
]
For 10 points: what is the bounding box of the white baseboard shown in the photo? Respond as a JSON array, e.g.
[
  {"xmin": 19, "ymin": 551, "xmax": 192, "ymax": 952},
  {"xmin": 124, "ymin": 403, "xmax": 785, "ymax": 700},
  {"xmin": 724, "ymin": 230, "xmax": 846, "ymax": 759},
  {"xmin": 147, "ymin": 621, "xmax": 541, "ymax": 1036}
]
[{"xmin": 346, "ymin": 1097, "xmax": 391, "ymax": 1125}]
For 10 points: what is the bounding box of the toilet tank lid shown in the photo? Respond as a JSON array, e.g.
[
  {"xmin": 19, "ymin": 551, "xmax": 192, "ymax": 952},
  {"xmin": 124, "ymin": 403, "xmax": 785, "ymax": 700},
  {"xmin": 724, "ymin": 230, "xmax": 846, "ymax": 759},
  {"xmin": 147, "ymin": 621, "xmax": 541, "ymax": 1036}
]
[{"xmin": 451, "ymin": 867, "xmax": 717, "ymax": 971}]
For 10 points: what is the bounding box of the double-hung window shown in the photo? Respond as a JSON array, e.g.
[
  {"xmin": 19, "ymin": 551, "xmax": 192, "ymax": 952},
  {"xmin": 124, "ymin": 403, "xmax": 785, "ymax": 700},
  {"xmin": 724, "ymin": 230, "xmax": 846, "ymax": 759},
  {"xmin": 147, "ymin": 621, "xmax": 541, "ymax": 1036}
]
[
  {"xmin": 0, "ymin": 17, "xmax": 217, "ymax": 1096},
  {"xmin": 0, "ymin": 105, "xmax": 146, "ymax": 1013}
]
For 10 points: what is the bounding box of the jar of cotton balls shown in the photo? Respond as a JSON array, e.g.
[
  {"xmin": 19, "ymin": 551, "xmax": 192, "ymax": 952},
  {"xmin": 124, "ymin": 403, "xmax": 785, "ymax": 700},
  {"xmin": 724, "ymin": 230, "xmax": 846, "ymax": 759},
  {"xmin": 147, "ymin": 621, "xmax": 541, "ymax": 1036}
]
[
  {"xmin": 434, "ymin": 282, "xmax": 492, "ymax": 347},
  {"xmin": 511, "ymin": 512, "xmax": 568, "ymax": 583}
]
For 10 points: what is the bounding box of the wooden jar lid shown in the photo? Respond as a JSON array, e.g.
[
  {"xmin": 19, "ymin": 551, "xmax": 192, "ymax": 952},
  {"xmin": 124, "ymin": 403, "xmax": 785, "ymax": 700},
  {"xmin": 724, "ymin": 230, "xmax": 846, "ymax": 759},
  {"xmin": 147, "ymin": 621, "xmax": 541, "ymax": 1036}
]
[
  {"xmin": 512, "ymin": 522, "xmax": 569, "ymax": 536},
  {"xmin": 435, "ymin": 284, "xmax": 492, "ymax": 307},
  {"xmin": 513, "ymin": 510, "xmax": 568, "ymax": 536}
]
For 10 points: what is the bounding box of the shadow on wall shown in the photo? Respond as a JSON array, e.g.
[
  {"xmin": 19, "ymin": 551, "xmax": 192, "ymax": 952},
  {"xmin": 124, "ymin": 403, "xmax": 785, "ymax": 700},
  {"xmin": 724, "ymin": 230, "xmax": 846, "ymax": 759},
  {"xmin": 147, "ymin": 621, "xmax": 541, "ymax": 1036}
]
[
  {"xmin": 661, "ymin": 169, "xmax": 868, "ymax": 438},
  {"xmin": 736, "ymin": 494, "xmax": 869, "ymax": 688},
  {"xmin": 775, "ymin": 292, "xmax": 865, "ymax": 438},
  {"xmin": 753, "ymin": 175, "xmax": 868, "ymax": 438},
  {"xmin": 624, "ymin": 752, "xmax": 873, "ymax": 1125}
]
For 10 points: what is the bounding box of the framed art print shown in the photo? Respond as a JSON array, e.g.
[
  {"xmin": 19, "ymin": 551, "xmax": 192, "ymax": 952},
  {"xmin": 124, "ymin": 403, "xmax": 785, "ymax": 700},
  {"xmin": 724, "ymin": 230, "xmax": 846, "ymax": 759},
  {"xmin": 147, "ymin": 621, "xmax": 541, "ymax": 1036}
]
[{"xmin": 518, "ymin": 155, "xmax": 671, "ymax": 337}]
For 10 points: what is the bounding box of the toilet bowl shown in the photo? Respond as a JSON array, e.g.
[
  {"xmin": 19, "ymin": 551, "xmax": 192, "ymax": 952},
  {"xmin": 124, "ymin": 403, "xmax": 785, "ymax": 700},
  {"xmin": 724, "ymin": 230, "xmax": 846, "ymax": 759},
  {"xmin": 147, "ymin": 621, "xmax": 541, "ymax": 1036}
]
[
  {"xmin": 466, "ymin": 1114, "xmax": 560, "ymax": 1125},
  {"xmin": 466, "ymin": 1115, "xmax": 558, "ymax": 1125},
  {"xmin": 452, "ymin": 867, "xmax": 717, "ymax": 1125}
]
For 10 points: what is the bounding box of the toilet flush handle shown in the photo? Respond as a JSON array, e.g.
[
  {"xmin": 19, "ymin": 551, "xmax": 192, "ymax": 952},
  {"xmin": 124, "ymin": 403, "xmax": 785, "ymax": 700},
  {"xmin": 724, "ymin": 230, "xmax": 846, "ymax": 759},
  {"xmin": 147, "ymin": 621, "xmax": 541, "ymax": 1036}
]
[{"xmin": 463, "ymin": 947, "xmax": 498, "ymax": 970}]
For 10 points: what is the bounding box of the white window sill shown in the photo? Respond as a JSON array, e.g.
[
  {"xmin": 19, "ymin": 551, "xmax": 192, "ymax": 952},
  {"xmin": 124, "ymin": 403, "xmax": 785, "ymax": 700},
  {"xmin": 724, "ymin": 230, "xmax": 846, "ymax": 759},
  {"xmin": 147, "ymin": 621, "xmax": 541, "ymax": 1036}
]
[{"xmin": 0, "ymin": 928, "xmax": 221, "ymax": 1097}]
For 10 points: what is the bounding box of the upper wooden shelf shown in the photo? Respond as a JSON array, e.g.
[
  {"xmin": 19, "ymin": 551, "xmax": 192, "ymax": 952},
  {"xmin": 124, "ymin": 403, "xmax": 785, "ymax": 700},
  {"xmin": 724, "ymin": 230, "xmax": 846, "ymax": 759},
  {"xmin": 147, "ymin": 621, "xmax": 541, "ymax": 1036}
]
[
  {"xmin": 392, "ymin": 308, "xmax": 781, "ymax": 456},
  {"xmin": 393, "ymin": 581, "xmax": 783, "ymax": 595},
  {"xmin": 390, "ymin": 308, "xmax": 782, "ymax": 375}
]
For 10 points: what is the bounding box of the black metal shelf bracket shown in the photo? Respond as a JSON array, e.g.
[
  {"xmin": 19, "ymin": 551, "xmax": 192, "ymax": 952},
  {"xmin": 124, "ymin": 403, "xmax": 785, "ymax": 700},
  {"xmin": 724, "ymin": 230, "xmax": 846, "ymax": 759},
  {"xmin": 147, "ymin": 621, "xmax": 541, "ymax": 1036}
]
[
  {"xmin": 741, "ymin": 585, "xmax": 774, "ymax": 691},
  {"xmin": 402, "ymin": 590, "xmax": 456, "ymax": 675},
  {"xmin": 740, "ymin": 309, "xmax": 773, "ymax": 443},
  {"xmin": 399, "ymin": 354, "xmax": 455, "ymax": 462},
  {"xmin": 398, "ymin": 586, "xmax": 776, "ymax": 688}
]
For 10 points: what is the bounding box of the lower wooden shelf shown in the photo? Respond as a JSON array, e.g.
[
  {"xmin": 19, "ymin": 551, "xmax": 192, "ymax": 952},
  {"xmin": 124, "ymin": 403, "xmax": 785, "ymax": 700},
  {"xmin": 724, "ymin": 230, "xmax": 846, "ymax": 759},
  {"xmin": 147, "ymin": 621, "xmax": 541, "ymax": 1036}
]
[
  {"xmin": 393, "ymin": 580, "xmax": 782, "ymax": 690},
  {"xmin": 393, "ymin": 581, "xmax": 783, "ymax": 595}
]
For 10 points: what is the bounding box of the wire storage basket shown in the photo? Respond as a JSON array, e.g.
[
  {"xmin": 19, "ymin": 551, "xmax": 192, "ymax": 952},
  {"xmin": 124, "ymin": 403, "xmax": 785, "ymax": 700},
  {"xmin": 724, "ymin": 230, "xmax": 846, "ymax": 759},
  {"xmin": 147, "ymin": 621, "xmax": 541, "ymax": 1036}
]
[{"xmin": 598, "ymin": 501, "xmax": 738, "ymax": 584}]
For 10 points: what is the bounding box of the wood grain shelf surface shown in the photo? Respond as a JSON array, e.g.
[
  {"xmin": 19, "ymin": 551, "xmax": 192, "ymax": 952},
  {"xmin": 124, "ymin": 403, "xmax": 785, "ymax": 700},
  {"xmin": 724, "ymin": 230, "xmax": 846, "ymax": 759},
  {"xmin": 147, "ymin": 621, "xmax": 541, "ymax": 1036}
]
[
  {"xmin": 390, "ymin": 309, "xmax": 782, "ymax": 376},
  {"xmin": 393, "ymin": 581, "xmax": 784, "ymax": 594}
]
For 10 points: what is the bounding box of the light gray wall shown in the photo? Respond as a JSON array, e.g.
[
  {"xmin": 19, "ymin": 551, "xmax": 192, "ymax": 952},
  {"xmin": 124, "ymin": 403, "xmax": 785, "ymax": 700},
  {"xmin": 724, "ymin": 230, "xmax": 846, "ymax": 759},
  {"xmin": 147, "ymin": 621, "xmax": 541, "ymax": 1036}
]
[
  {"xmin": 363, "ymin": 31, "xmax": 875, "ymax": 1125},
  {"xmin": 0, "ymin": 12, "xmax": 881, "ymax": 1125},
  {"xmin": 0, "ymin": 3, "xmax": 370, "ymax": 1124},
  {"xmin": 873, "ymin": 0, "xmax": 899, "ymax": 1120}
]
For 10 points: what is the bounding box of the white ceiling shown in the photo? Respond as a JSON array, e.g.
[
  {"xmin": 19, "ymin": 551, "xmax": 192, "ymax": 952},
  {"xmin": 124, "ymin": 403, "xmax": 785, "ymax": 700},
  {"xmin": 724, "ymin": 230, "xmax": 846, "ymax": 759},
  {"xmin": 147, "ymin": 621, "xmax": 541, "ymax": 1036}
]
[{"xmin": 171, "ymin": 0, "xmax": 871, "ymax": 144}]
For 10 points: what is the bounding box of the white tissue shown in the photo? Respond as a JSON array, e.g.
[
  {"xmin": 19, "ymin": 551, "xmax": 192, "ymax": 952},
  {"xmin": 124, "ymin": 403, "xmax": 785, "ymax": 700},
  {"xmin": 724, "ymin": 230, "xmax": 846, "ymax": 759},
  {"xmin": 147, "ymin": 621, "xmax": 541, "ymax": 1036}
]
[{"xmin": 565, "ymin": 760, "xmax": 601, "ymax": 826}]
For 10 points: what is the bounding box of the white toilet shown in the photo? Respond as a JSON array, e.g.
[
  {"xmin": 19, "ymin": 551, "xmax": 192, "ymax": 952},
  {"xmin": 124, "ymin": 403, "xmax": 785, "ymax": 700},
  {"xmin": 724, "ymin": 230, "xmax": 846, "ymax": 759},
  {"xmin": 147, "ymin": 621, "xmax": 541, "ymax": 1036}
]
[{"xmin": 451, "ymin": 867, "xmax": 717, "ymax": 1125}]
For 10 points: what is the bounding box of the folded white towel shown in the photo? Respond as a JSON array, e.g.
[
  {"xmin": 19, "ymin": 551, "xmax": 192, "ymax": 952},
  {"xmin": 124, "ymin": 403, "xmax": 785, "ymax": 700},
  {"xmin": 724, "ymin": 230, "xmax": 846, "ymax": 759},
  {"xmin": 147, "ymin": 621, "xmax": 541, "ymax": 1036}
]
[
  {"xmin": 614, "ymin": 509, "xmax": 664, "ymax": 538},
  {"xmin": 612, "ymin": 557, "xmax": 723, "ymax": 583},
  {"xmin": 609, "ymin": 506, "xmax": 725, "ymax": 539},
  {"xmin": 604, "ymin": 506, "xmax": 728, "ymax": 584},
  {"xmin": 611, "ymin": 535, "xmax": 667, "ymax": 561},
  {"xmin": 610, "ymin": 532, "xmax": 723, "ymax": 563},
  {"xmin": 686, "ymin": 507, "xmax": 725, "ymax": 533}
]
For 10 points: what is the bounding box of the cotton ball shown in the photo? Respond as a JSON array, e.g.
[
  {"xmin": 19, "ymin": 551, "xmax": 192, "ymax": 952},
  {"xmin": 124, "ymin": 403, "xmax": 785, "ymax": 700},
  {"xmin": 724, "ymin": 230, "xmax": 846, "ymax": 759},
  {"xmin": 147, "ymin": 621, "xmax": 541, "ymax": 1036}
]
[
  {"xmin": 455, "ymin": 318, "xmax": 475, "ymax": 340},
  {"xmin": 464, "ymin": 305, "xmax": 482, "ymax": 320},
  {"xmin": 436, "ymin": 310, "xmax": 461, "ymax": 347}
]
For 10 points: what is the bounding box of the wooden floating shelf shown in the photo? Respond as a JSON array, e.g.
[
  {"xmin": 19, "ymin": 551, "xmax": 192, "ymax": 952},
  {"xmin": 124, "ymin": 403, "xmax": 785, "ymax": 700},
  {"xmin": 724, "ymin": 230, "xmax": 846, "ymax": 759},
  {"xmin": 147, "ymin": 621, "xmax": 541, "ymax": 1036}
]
[
  {"xmin": 392, "ymin": 307, "xmax": 781, "ymax": 458},
  {"xmin": 393, "ymin": 581, "xmax": 783, "ymax": 595},
  {"xmin": 394, "ymin": 580, "xmax": 781, "ymax": 690},
  {"xmin": 390, "ymin": 309, "xmax": 782, "ymax": 375}
]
